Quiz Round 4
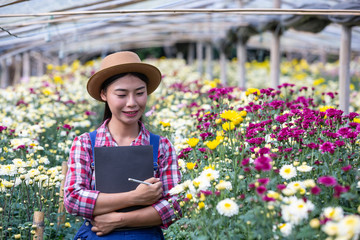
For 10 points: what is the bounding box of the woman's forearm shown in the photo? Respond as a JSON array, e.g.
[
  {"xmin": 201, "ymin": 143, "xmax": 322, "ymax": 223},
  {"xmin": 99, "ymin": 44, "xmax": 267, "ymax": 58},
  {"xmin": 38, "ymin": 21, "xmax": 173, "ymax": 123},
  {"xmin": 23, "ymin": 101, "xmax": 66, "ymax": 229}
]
[
  {"xmin": 122, "ymin": 206, "xmax": 162, "ymax": 227},
  {"xmin": 93, "ymin": 192, "xmax": 136, "ymax": 216},
  {"xmin": 93, "ymin": 178, "xmax": 163, "ymax": 216}
]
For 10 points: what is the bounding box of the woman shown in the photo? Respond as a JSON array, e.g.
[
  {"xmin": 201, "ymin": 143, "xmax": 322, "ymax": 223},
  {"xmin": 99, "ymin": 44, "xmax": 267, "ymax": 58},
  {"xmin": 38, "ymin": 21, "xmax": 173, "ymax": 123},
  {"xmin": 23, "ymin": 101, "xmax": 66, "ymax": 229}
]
[{"xmin": 64, "ymin": 51, "xmax": 181, "ymax": 239}]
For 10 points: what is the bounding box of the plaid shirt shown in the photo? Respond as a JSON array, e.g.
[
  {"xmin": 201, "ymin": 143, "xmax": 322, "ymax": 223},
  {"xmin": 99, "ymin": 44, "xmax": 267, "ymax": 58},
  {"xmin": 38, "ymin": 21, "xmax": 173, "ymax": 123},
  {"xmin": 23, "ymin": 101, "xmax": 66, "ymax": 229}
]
[{"xmin": 64, "ymin": 119, "xmax": 181, "ymax": 228}]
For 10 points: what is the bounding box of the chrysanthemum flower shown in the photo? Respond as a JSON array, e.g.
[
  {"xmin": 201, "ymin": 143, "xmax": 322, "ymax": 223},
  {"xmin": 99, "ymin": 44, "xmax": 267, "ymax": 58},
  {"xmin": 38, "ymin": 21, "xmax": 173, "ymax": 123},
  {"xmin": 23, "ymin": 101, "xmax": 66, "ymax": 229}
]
[
  {"xmin": 0, "ymin": 164, "xmax": 17, "ymax": 176},
  {"xmin": 200, "ymin": 168, "xmax": 219, "ymax": 181},
  {"xmin": 322, "ymin": 221, "xmax": 339, "ymax": 236},
  {"xmin": 318, "ymin": 176, "xmax": 337, "ymax": 187},
  {"xmin": 322, "ymin": 207, "xmax": 344, "ymax": 221},
  {"xmin": 279, "ymin": 164, "xmax": 297, "ymax": 180},
  {"xmin": 278, "ymin": 223, "xmax": 292, "ymax": 237},
  {"xmin": 206, "ymin": 139, "xmax": 221, "ymax": 150},
  {"xmin": 337, "ymin": 215, "xmax": 360, "ymax": 238},
  {"xmin": 222, "ymin": 122, "xmax": 235, "ymax": 131},
  {"xmin": 216, "ymin": 198, "xmax": 239, "ymax": 217},
  {"xmin": 215, "ymin": 180, "xmax": 232, "ymax": 191},
  {"xmin": 297, "ymin": 164, "xmax": 312, "ymax": 173},
  {"xmin": 186, "ymin": 138, "xmax": 199, "ymax": 147}
]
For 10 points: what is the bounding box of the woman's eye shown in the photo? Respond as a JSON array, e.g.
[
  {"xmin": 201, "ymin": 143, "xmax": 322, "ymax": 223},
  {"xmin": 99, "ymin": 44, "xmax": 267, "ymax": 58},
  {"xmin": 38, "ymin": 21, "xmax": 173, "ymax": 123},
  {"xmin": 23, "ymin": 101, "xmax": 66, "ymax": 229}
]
[
  {"xmin": 117, "ymin": 95, "xmax": 126, "ymax": 98},
  {"xmin": 136, "ymin": 92, "xmax": 145, "ymax": 96}
]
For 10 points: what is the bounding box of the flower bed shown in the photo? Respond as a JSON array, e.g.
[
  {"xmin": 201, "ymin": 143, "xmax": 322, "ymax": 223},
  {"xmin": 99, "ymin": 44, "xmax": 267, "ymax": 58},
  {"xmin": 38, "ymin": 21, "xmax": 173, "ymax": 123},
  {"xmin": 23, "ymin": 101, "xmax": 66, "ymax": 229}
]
[{"xmin": 0, "ymin": 57, "xmax": 359, "ymax": 239}]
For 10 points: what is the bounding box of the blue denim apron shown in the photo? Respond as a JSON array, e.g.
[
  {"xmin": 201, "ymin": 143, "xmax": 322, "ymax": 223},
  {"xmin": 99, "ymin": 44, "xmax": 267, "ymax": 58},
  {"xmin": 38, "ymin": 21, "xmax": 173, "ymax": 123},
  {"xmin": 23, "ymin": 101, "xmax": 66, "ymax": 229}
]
[{"xmin": 73, "ymin": 131, "xmax": 164, "ymax": 240}]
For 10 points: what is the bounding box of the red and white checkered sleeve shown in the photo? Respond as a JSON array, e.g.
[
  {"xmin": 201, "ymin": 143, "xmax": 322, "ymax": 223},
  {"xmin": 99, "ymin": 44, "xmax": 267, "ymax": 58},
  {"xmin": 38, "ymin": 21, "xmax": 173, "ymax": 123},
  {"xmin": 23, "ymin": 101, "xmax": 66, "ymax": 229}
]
[
  {"xmin": 63, "ymin": 134, "xmax": 100, "ymax": 219},
  {"xmin": 152, "ymin": 136, "xmax": 182, "ymax": 229}
]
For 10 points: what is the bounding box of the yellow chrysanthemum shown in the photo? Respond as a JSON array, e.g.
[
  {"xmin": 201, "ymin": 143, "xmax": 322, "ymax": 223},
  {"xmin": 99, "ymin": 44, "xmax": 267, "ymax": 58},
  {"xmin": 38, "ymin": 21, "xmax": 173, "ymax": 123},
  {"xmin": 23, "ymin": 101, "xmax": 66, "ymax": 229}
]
[
  {"xmin": 353, "ymin": 118, "xmax": 360, "ymax": 124},
  {"xmin": 159, "ymin": 121, "xmax": 171, "ymax": 127},
  {"xmin": 245, "ymin": 88, "xmax": 260, "ymax": 96},
  {"xmin": 206, "ymin": 139, "xmax": 221, "ymax": 150},
  {"xmin": 198, "ymin": 201, "xmax": 205, "ymax": 209},
  {"xmin": 222, "ymin": 122, "xmax": 235, "ymax": 131},
  {"xmin": 186, "ymin": 138, "xmax": 199, "ymax": 148},
  {"xmin": 313, "ymin": 78, "xmax": 325, "ymax": 86},
  {"xmin": 186, "ymin": 162, "xmax": 196, "ymax": 170},
  {"xmin": 319, "ymin": 106, "xmax": 334, "ymax": 112},
  {"xmin": 53, "ymin": 75, "xmax": 63, "ymax": 85}
]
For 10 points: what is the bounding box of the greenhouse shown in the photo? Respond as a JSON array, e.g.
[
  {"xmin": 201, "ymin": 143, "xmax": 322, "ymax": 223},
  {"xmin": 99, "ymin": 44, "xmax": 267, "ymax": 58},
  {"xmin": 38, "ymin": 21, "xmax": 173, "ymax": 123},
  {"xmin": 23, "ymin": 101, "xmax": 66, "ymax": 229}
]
[{"xmin": 0, "ymin": 0, "xmax": 360, "ymax": 239}]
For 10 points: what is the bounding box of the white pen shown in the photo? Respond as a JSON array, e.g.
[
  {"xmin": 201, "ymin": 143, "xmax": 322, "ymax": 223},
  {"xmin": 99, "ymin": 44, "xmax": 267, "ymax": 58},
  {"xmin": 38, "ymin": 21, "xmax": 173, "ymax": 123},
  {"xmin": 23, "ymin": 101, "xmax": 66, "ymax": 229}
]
[{"xmin": 128, "ymin": 178, "xmax": 152, "ymax": 186}]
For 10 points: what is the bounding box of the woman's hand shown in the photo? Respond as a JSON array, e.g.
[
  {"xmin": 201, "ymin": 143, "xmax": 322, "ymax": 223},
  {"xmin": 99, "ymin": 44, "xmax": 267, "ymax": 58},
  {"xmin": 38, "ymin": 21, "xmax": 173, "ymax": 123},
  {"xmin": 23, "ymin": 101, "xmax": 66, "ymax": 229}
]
[
  {"xmin": 132, "ymin": 177, "xmax": 163, "ymax": 205},
  {"xmin": 91, "ymin": 212, "xmax": 124, "ymax": 236}
]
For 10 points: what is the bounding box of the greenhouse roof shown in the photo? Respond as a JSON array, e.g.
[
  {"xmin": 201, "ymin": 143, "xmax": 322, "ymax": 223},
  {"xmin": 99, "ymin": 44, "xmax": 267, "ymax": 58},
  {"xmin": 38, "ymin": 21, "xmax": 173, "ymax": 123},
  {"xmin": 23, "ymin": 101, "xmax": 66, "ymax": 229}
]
[{"xmin": 0, "ymin": 0, "xmax": 360, "ymax": 60}]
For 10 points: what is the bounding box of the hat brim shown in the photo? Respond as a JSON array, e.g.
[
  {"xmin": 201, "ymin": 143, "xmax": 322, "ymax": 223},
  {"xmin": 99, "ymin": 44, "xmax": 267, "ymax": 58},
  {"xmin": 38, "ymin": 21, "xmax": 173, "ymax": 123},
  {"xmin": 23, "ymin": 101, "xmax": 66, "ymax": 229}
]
[{"xmin": 87, "ymin": 62, "xmax": 161, "ymax": 101}]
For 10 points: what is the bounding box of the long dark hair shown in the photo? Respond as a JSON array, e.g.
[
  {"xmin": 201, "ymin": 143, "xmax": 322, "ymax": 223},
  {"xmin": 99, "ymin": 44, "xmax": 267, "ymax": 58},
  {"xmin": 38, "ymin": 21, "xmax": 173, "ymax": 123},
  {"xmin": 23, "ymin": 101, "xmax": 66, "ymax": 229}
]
[{"xmin": 101, "ymin": 72, "xmax": 149, "ymax": 122}]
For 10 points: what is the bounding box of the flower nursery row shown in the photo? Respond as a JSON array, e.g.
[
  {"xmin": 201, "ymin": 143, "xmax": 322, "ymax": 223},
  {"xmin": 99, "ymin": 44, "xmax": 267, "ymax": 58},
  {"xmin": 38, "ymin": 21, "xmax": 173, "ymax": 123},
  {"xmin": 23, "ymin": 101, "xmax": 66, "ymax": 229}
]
[{"xmin": 0, "ymin": 56, "xmax": 359, "ymax": 239}]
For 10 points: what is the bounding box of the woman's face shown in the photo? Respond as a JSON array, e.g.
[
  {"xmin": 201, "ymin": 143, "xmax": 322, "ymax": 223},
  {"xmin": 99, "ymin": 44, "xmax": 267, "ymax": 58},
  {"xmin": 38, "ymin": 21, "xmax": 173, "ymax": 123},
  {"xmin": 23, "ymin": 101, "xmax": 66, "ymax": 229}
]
[{"xmin": 100, "ymin": 74, "xmax": 148, "ymax": 126}]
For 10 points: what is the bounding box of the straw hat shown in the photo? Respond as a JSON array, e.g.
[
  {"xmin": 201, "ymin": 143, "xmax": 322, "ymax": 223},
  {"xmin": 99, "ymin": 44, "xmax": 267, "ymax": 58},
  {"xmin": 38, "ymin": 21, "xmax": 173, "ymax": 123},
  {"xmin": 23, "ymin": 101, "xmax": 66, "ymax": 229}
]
[{"xmin": 87, "ymin": 51, "xmax": 162, "ymax": 101}]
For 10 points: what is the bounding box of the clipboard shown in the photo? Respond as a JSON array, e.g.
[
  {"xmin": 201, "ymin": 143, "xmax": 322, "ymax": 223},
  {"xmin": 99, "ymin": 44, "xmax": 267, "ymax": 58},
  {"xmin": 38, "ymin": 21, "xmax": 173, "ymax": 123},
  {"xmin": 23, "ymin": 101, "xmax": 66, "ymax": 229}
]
[{"xmin": 94, "ymin": 145, "xmax": 154, "ymax": 212}]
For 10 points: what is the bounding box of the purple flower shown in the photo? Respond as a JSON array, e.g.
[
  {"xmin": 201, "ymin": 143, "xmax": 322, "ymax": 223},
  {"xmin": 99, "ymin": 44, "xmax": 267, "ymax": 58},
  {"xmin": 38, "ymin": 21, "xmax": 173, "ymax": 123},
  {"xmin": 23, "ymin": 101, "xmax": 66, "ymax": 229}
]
[
  {"xmin": 341, "ymin": 164, "xmax": 352, "ymax": 172},
  {"xmin": 198, "ymin": 148, "xmax": 207, "ymax": 153},
  {"xmin": 254, "ymin": 156, "xmax": 272, "ymax": 171},
  {"xmin": 333, "ymin": 185, "xmax": 349, "ymax": 198},
  {"xmin": 256, "ymin": 186, "xmax": 267, "ymax": 195},
  {"xmin": 258, "ymin": 147, "xmax": 270, "ymax": 155},
  {"xmin": 241, "ymin": 158, "xmax": 250, "ymax": 166},
  {"xmin": 311, "ymin": 186, "xmax": 321, "ymax": 195},
  {"xmin": 262, "ymin": 195, "xmax": 276, "ymax": 202},
  {"xmin": 337, "ymin": 127, "xmax": 351, "ymax": 137},
  {"xmin": 319, "ymin": 141, "xmax": 335, "ymax": 154},
  {"xmin": 258, "ymin": 178, "xmax": 270, "ymax": 185},
  {"xmin": 275, "ymin": 115, "xmax": 288, "ymax": 123},
  {"xmin": 277, "ymin": 184, "xmax": 286, "ymax": 191},
  {"xmin": 317, "ymin": 176, "xmax": 337, "ymax": 187},
  {"xmin": 334, "ymin": 140, "xmax": 345, "ymax": 147}
]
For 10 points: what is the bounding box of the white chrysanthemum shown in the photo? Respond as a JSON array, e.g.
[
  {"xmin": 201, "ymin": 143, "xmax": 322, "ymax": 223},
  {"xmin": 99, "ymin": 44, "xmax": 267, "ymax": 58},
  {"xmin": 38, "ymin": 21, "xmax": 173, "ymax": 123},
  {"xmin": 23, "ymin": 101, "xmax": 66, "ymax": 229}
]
[
  {"xmin": 279, "ymin": 164, "xmax": 297, "ymax": 180},
  {"xmin": 281, "ymin": 197, "xmax": 314, "ymax": 225},
  {"xmin": 337, "ymin": 215, "xmax": 360, "ymax": 238},
  {"xmin": 26, "ymin": 159, "xmax": 38, "ymax": 167},
  {"xmin": 322, "ymin": 207, "xmax": 344, "ymax": 221},
  {"xmin": 12, "ymin": 158, "xmax": 26, "ymax": 168},
  {"xmin": 303, "ymin": 179, "xmax": 316, "ymax": 188},
  {"xmin": 216, "ymin": 198, "xmax": 239, "ymax": 217},
  {"xmin": 200, "ymin": 168, "xmax": 219, "ymax": 181},
  {"xmin": 296, "ymin": 164, "xmax": 312, "ymax": 172},
  {"xmin": 178, "ymin": 159, "xmax": 185, "ymax": 170},
  {"xmin": 169, "ymin": 183, "xmax": 185, "ymax": 195},
  {"xmin": 0, "ymin": 164, "xmax": 17, "ymax": 176},
  {"xmin": 192, "ymin": 176, "xmax": 211, "ymax": 191},
  {"xmin": 357, "ymin": 181, "xmax": 360, "ymax": 188},
  {"xmin": 278, "ymin": 223, "xmax": 292, "ymax": 237},
  {"xmin": 27, "ymin": 168, "xmax": 40, "ymax": 178},
  {"xmin": 39, "ymin": 157, "xmax": 50, "ymax": 165},
  {"xmin": 322, "ymin": 221, "xmax": 339, "ymax": 236},
  {"xmin": 215, "ymin": 180, "xmax": 232, "ymax": 191},
  {"xmin": 287, "ymin": 181, "xmax": 305, "ymax": 191}
]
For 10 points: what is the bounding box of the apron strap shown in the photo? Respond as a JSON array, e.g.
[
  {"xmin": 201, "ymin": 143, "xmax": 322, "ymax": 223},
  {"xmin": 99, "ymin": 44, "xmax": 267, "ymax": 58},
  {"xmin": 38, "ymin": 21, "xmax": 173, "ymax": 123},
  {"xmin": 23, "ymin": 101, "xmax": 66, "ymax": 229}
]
[{"xmin": 149, "ymin": 132, "xmax": 160, "ymax": 171}]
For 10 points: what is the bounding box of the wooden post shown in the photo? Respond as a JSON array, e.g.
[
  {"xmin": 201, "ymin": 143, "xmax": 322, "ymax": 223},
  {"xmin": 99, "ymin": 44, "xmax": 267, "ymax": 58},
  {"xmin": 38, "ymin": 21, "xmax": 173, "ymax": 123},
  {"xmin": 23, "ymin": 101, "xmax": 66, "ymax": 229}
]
[
  {"xmin": 205, "ymin": 42, "xmax": 213, "ymax": 80},
  {"xmin": 57, "ymin": 161, "xmax": 68, "ymax": 226},
  {"xmin": 270, "ymin": 0, "xmax": 281, "ymax": 89},
  {"xmin": 0, "ymin": 59, "xmax": 9, "ymax": 88},
  {"xmin": 187, "ymin": 43, "xmax": 194, "ymax": 65},
  {"xmin": 33, "ymin": 211, "xmax": 44, "ymax": 240},
  {"xmin": 339, "ymin": 25, "xmax": 352, "ymax": 114},
  {"xmin": 196, "ymin": 41, "xmax": 204, "ymax": 75},
  {"xmin": 22, "ymin": 52, "xmax": 30, "ymax": 83},
  {"xmin": 13, "ymin": 55, "xmax": 22, "ymax": 85},
  {"xmin": 237, "ymin": 40, "xmax": 246, "ymax": 89},
  {"xmin": 220, "ymin": 50, "xmax": 227, "ymax": 85}
]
